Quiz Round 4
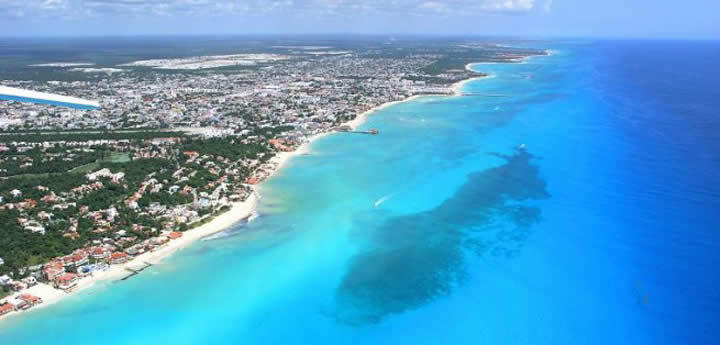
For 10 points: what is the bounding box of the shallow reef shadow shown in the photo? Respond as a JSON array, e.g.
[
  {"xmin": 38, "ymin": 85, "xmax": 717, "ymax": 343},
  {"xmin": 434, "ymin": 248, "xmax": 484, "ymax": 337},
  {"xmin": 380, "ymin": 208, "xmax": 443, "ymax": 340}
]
[{"xmin": 333, "ymin": 147, "xmax": 550, "ymax": 325}]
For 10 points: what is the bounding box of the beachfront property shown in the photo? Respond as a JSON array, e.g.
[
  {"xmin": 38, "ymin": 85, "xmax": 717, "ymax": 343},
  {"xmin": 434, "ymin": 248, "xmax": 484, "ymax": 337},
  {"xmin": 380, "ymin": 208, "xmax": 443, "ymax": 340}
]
[
  {"xmin": 43, "ymin": 261, "xmax": 66, "ymax": 281},
  {"xmin": 91, "ymin": 247, "xmax": 111, "ymax": 260},
  {"xmin": 14, "ymin": 294, "xmax": 42, "ymax": 310},
  {"xmin": 0, "ymin": 302, "xmax": 15, "ymax": 316},
  {"xmin": 108, "ymin": 252, "xmax": 129, "ymax": 265},
  {"xmin": 54, "ymin": 273, "xmax": 80, "ymax": 290}
]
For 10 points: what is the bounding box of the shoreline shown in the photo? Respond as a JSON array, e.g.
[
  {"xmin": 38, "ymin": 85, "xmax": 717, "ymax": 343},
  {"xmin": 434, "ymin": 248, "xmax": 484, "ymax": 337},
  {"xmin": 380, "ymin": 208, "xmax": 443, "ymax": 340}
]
[
  {"xmin": 0, "ymin": 57, "xmax": 510, "ymax": 324},
  {"xmin": 0, "ymin": 193, "xmax": 257, "ymax": 322},
  {"xmin": 450, "ymin": 63, "xmax": 489, "ymax": 94}
]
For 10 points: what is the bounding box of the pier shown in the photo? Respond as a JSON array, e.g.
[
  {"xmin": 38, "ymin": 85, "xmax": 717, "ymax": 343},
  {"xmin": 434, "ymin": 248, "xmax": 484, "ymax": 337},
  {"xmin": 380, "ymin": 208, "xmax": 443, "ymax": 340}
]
[
  {"xmin": 347, "ymin": 129, "xmax": 379, "ymax": 135},
  {"xmin": 458, "ymin": 92, "xmax": 507, "ymax": 97},
  {"xmin": 333, "ymin": 126, "xmax": 379, "ymax": 135},
  {"xmin": 120, "ymin": 262, "xmax": 153, "ymax": 281}
]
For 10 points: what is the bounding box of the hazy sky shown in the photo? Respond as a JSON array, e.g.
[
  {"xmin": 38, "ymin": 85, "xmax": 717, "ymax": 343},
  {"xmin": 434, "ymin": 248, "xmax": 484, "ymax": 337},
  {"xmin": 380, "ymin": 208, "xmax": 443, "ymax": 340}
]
[{"xmin": 1, "ymin": 0, "xmax": 718, "ymax": 38}]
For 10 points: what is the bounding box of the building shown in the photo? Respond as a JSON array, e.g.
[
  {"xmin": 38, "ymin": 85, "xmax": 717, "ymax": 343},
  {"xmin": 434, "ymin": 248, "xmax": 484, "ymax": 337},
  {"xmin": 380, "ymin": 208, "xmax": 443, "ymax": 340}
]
[
  {"xmin": 0, "ymin": 303, "xmax": 15, "ymax": 316},
  {"xmin": 43, "ymin": 261, "xmax": 65, "ymax": 280},
  {"xmin": 91, "ymin": 247, "xmax": 111, "ymax": 260},
  {"xmin": 15, "ymin": 294, "xmax": 42, "ymax": 310},
  {"xmin": 54, "ymin": 273, "xmax": 80, "ymax": 290},
  {"xmin": 108, "ymin": 252, "xmax": 129, "ymax": 265}
]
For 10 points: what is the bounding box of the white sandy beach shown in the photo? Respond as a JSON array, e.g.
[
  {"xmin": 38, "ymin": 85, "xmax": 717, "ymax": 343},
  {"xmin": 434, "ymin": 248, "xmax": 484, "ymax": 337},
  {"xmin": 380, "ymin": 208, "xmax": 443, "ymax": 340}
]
[
  {"xmin": 0, "ymin": 193, "xmax": 257, "ymax": 322},
  {"xmin": 0, "ymin": 66, "xmax": 488, "ymax": 323}
]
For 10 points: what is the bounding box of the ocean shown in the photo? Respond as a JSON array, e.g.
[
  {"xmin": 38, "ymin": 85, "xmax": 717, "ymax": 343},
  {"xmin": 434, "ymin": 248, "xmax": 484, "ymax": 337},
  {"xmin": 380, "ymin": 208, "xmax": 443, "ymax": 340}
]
[{"xmin": 1, "ymin": 40, "xmax": 719, "ymax": 344}]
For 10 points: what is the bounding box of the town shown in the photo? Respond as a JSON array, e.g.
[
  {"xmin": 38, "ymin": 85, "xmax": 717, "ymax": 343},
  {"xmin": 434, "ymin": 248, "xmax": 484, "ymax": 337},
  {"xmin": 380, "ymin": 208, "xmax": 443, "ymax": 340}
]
[{"xmin": 0, "ymin": 42, "xmax": 546, "ymax": 318}]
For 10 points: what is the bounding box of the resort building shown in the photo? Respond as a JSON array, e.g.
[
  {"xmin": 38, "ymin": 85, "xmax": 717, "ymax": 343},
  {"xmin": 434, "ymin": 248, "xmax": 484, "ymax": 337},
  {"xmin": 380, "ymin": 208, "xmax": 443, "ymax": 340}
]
[
  {"xmin": 0, "ymin": 302, "xmax": 15, "ymax": 316},
  {"xmin": 91, "ymin": 247, "xmax": 111, "ymax": 260},
  {"xmin": 108, "ymin": 252, "xmax": 129, "ymax": 265},
  {"xmin": 54, "ymin": 273, "xmax": 80, "ymax": 290},
  {"xmin": 43, "ymin": 261, "xmax": 66, "ymax": 281},
  {"xmin": 15, "ymin": 294, "xmax": 43, "ymax": 310}
]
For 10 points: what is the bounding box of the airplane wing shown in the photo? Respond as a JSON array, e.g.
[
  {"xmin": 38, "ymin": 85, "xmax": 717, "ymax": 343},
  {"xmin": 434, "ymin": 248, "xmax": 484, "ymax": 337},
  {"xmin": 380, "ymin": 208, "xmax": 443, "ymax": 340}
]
[{"xmin": 0, "ymin": 85, "xmax": 100, "ymax": 110}]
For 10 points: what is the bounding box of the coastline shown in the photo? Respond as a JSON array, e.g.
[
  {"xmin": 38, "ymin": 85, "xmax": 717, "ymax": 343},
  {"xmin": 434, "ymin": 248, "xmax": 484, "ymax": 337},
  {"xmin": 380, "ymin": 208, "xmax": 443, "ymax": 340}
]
[
  {"xmin": 0, "ymin": 61, "xmax": 489, "ymax": 324},
  {"xmin": 0, "ymin": 193, "xmax": 257, "ymax": 322},
  {"xmin": 268, "ymin": 95, "xmax": 428, "ymax": 173},
  {"xmin": 270, "ymin": 63, "xmax": 489, "ymax": 172},
  {"xmin": 450, "ymin": 63, "xmax": 488, "ymax": 95}
]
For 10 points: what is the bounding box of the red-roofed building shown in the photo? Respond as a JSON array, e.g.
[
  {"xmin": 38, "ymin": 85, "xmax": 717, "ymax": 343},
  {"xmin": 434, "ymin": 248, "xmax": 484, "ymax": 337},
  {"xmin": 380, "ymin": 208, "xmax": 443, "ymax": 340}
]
[
  {"xmin": 0, "ymin": 303, "xmax": 15, "ymax": 316},
  {"xmin": 183, "ymin": 151, "xmax": 199, "ymax": 159},
  {"xmin": 91, "ymin": 247, "xmax": 110, "ymax": 260},
  {"xmin": 43, "ymin": 261, "xmax": 65, "ymax": 281},
  {"xmin": 41, "ymin": 194, "xmax": 58, "ymax": 203},
  {"xmin": 16, "ymin": 294, "xmax": 42, "ymax": 309},
  {"xmin": 70, "ymin": 252, "xmax": 89, "ymax": 267},
  {"xmin": 108, "ymin": 252, "xmax": 129, "ymax": 265},
  {"xmin": 54, "ymin": 273, "xmax": 79, "ymax": 290},
  {"xmin": 168, "ymin": 232, "xmax": 183, "ymax": 240}
]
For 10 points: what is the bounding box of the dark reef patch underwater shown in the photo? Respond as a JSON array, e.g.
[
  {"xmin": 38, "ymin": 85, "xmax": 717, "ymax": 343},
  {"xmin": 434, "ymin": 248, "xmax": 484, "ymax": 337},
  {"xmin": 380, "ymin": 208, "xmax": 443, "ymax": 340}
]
[{"xmin": 334, "ymin": 147, "xmax": 550, "ymax": 325}]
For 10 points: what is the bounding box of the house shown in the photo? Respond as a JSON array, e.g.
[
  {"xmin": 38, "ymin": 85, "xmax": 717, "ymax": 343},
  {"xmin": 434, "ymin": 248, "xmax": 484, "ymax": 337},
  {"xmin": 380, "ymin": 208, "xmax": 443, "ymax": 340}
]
[
  {"xmin": 43, "ymin": 261, "xmax": 65, "ymax": 280},
  {"xmin": 168, "ymin": 232, "xmax": 183, "ymax": 240},
  {"xmin": 69, "ymin": 252, "xmax": 89, "ymax": 267},
  {"xmin": 54, "ymin": 273, "xmax": 80, "ymax": 290},
  {"xmin": 0, "ymin": 275, "xmax": 12, "ymax": 286},
  {"xmin": 41, "ymin": 194, "xmax": 58, "ymax": 203},
  {"xmin": 124, "ymin": 246, "xmax": 141, "ymax": 256},
  {"xmin": 151, "ymin": 236, "xmax": 169, "ymax": 246},
  {"xmin": 0, "ymin": 257, "xmax": 4, "ymax": 266},
  {"xmin": 0, "ymin": 303, "xmax": 15, "ymax": 316},
  {"xmin": 183, "ymin": 151, "xmax": 199, "ymax": 159},
  {"xmin": 108, "ymin": 252, "xmax": 129, "ymax": 265},
  {"xmin": 91, "ymin": 247, "xmax": 110, "ymax": 260},
  {"xmin": 15, "ymin": 294, "xmax": 42, "ymax": 309}
]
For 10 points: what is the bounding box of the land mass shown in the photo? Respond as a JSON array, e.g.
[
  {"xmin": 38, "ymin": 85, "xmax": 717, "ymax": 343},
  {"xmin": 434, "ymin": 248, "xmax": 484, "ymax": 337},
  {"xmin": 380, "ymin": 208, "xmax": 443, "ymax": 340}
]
[{"xmin": 0, "ymin": 37, "xmax": 546, "ymax": 321}]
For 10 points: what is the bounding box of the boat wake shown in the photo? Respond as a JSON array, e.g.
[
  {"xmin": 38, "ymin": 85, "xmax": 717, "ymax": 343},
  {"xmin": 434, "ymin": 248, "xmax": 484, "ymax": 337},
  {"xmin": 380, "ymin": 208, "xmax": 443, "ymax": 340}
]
[{"xmin": 374, "ymin": 194, "xmax": 392, "ymax": 208}]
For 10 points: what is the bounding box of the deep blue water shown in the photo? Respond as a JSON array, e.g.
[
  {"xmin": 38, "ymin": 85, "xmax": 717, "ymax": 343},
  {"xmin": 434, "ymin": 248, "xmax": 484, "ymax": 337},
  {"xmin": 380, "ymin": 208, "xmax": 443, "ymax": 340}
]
[{"xmin": 1, "ymin": 40, "xmax": 719, "ymax": 344}]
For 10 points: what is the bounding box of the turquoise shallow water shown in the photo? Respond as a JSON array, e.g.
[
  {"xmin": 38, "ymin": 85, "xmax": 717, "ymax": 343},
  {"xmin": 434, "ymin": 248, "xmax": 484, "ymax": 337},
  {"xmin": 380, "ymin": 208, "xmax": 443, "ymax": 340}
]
[{"xmin": 2, "ymin": 41, "xmax": 719, "ymax": 344}]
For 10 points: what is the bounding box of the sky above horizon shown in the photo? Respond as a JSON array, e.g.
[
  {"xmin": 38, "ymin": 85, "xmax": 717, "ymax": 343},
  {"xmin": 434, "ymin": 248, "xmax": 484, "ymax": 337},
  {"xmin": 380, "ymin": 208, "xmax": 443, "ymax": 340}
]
[{"xmin": 1, "ymin": 0, "xmax": 718, "ymax": 39}]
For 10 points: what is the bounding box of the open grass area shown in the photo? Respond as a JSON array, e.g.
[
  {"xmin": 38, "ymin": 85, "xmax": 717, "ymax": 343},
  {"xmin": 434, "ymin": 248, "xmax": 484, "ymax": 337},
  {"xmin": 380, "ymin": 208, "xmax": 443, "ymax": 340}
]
[
  {"xmin": 106, "ymin": 152, "xmax": 131, "ymax": 163},
  {"xmin": 6, "ymin": 152, "xmax": 132, "ymax": 178},
  {"xmin": 68, "ymin": 162, "xmax": 100, "ymax": 174},
  {"xmin": 68, "ymin": 152, "xmax": 131, "ymax": 174}
]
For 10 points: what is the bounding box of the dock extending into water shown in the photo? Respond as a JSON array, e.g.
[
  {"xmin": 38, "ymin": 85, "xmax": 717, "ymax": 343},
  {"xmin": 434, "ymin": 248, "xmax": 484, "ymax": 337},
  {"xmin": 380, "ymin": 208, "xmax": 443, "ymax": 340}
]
[
  {"xmin": 457, "ymin": 92, "xmax": 507, "ymax": 97},
  {"xmin": 333, "ymin": 126, "xmax": 379, "ymax": 135},
  {"xmin": 120, "ymin": 262, "xmax": 153, "ymax": 281}
]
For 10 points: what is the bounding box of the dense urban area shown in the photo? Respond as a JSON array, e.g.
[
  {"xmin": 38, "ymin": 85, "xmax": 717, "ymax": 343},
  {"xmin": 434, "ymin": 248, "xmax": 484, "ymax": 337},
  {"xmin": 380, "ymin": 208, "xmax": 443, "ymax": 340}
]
[{"xmin": 0, "ymin": 40, "xmax": 545, "ymax": 317}]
